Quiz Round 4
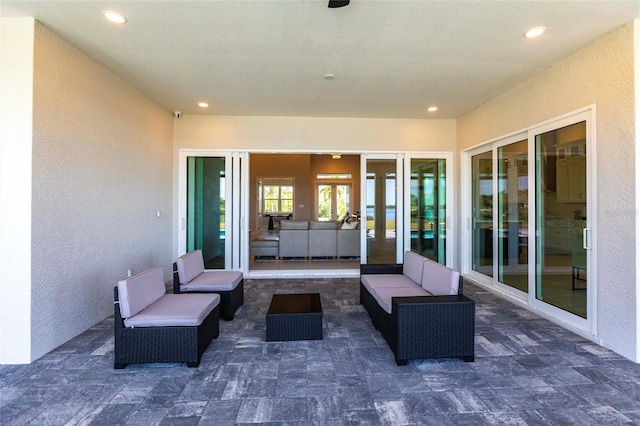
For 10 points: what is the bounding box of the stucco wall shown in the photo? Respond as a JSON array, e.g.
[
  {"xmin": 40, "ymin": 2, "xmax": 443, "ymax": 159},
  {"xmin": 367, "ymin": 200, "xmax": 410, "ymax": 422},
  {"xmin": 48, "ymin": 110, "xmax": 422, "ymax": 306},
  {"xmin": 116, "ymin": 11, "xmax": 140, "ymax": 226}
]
[
  {"xmin": 457, "ymin": 22, "xmax": 637, "ymax": 360},
  {"xmin": 30, "ymin": 23, "xmax": 174, "ymax": 361},
  {"xmin": 0, "ymin": 18, "xmax": 35, "ymax": 364},
  {"xmin": 173, "ymin": 115, "xmax": 456, "ymax": 152},
  {"xmin": 172, "ymin": 115, "xmax": 457, "ymax": 255}
]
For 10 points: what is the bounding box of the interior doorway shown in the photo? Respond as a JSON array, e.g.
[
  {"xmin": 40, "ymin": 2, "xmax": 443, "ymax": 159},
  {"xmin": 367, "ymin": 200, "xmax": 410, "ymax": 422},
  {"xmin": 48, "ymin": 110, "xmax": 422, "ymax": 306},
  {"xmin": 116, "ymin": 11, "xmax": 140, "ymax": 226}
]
[{"xmin": 179, "ymin": 150, "xmax": 453, "ymax": 277}]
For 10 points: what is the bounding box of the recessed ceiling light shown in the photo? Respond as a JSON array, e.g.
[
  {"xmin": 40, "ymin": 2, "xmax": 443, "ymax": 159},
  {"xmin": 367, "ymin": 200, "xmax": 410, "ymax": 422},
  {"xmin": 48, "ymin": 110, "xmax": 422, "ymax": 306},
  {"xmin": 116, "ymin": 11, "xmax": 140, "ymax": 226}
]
[
  {"xmin": 103, "ymin": 11, "xmax": 127, "ymax": 24},
  {"xmin": 332, "ymin": 154, "xmax": 341, "ymax": 159},
  {"xmin": 427, "ymin": 106, "xmax": 438, "ymax": 112},
  {"xmin": 524, "ymin": 26, "xmax": 546, "ymax": 39},
  {"xmin": 198, "ymin": 102, "xmax": 209, "ymax": 108},
  {"xmin": 323, "ymin": 73, "xmax": 335, "ymax": 80}
]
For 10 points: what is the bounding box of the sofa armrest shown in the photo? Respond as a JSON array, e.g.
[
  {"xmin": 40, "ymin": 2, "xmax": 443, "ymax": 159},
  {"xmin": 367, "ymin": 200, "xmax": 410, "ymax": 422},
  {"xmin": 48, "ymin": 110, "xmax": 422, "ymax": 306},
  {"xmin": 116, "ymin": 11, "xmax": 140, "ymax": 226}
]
[
  {"xmin": 391, "ymin": 294, "xmax": 475, "ymax": 364},
  {"xmin": 360, "ymin": 264, "xmax": 403, "ymax": 275}
]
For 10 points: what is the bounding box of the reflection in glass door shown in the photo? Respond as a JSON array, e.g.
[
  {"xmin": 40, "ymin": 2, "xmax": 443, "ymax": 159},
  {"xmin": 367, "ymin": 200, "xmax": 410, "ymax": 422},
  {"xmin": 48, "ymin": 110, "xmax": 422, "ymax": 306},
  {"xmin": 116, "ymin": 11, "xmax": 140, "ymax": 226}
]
[
  {"xmin": 497, "ymin": 140, "xmax": 528, "ymax": 292},
  {"xmin": 471, "ymin": 152, "xmax": 493, "ymax": 277},
  {"xmin": 410, "ymin": 159, "xmax": 446, "ymax": 264},
  {"xmin": 366, "ymin": 159, "xmax": 397, "ymax": 264},
  {"xmin": 535, "ymin": 121, "xmax": 587, "ymax": 318},
  {"xmin": 187, "ymin": 157, "xmax": 226, "ymax": 269}
]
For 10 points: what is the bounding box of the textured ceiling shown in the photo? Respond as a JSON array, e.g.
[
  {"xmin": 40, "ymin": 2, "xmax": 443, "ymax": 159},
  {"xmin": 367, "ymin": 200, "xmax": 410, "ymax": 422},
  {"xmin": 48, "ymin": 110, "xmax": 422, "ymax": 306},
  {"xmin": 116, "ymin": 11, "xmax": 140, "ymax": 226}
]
[{"xmin": 3, "ymin": 1, "xmax": 639, "ymax": 119}]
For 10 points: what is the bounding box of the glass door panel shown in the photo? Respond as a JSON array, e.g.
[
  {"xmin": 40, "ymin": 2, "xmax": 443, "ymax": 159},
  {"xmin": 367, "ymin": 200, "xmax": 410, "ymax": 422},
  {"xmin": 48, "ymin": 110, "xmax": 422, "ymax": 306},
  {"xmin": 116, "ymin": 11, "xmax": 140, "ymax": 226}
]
[
  {"xmin": 336, "ymin": 184, "xmax": 350, "ymax": 219},
  {"xmin": 187, "ymin": 157, "xmax": 226, "ymax": 269},
  {"xmin": 471, "ymin": 152, "xmax": 493, "ymax": 277},
  {"xmin": 366, "ymin": 159, "xmax": 397, "ymax": 264},
  {"xmin": 497, "ymin": 140, "xmax": 528, "ymax": 292},
  {"xmin": 317, "ymin": 184, "xmax": 332, "ymax": 221},
  {"xmin": 317, "ymin": 183, "xmax": 351, "ymax": 221},
  {"xmin": 410, "ymin": 158, "xmax": 446, "ymax": 264},
  {"xmin": 535, "ymin": 121, "xmax": 587, "ymax": 318}
]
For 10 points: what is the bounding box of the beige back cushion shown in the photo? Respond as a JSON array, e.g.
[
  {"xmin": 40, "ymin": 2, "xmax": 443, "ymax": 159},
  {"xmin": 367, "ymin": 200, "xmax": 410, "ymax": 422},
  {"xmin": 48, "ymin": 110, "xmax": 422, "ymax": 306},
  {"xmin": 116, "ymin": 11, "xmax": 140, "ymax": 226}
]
[
  {"xmin": 402, "ymin": 251, "xmax": 425, "ymax": 284},
  {"xmin": 309, "ymin": 221, "xmax": 338, "ymax": 230},
  {"xmin": 280, "ymin": 220, "xmax": 309, "ymax": 230},
  {"xmin": 176, "ymin": 250, "xmax": 205, "ymax": 284},
  {"xmin": 117, "ymin": 266, "xmax": 166, "ymax": 318},
  {"xmin": 421, "ymin": 258, "xmax": 460, "ymax": 296}
]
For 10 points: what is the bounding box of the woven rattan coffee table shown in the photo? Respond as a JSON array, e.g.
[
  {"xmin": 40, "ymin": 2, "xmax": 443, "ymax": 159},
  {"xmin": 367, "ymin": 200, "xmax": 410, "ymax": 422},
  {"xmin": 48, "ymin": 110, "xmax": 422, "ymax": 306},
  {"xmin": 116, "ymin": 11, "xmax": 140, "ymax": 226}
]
[{"xmin": 266, "ymin": 293, "xmax": 323, "ymax": 341}]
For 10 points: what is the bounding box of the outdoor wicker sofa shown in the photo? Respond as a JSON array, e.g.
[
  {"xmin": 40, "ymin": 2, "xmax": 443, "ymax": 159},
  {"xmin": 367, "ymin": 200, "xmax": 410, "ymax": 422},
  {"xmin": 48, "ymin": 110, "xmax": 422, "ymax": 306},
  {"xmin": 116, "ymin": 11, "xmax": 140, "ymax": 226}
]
[
  {"xmin": 114, "ymin": 265, "xmax": 220, "ymax": 369},
  {"xmin": 173, "ymin": 249, "xmax": 244, "ymax": 321},
  {"xmin": 360, "ymin": 251, "xmax": 475, "ymax": 365}
]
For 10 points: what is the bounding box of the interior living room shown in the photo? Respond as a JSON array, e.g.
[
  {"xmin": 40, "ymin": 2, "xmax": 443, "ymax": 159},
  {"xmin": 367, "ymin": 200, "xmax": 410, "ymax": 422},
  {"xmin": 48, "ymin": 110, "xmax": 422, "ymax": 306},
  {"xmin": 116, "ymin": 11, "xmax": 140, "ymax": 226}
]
[
  {"xmin": 1, "ymin": 0, "xmax": 639, "ymax": 384},
  {"xmin": 249, "ymin": 153, "xmax": 362, "ymax": 272}
]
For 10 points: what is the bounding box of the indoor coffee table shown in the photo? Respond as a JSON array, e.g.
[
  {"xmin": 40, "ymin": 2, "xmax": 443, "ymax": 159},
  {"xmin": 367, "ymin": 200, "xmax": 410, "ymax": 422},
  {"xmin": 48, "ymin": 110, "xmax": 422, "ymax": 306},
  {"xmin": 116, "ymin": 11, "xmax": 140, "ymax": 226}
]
[{"xmin": 266, "ymin": 293, "xmax": 323, "ymax": 341}]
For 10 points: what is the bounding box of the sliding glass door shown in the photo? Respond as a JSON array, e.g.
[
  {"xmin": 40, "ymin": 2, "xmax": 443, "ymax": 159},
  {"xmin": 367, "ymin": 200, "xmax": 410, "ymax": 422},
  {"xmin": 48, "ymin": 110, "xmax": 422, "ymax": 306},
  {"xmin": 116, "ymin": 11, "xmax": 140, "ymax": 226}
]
[
  {"xmin": 534, "ymin": 120, "xmax": 588, "ymax": 319},
  {"xmin": 465, "ymin": 109, "xmax": 593, "ymax": 333},
  {"xmin": 497, "ymin": 139, "xmax": 528, "ymax": 293},
  {"xmin": 186, "ymin": 157, "xmax": 227, "ymax": 269},
  {"xmin": 179, "ymin": 152, "xmax": 244, "ymax": 271},
  {"xmin": 364, "ymin": 157, "xmax": 399, "ymax": 264},
  {"xmin": 409, "ymin": 158, "xmax": 446, "ymax": 264},
  {"xmin": 471, "ymin": 151, "xmax": 493, "ymax": 277}
]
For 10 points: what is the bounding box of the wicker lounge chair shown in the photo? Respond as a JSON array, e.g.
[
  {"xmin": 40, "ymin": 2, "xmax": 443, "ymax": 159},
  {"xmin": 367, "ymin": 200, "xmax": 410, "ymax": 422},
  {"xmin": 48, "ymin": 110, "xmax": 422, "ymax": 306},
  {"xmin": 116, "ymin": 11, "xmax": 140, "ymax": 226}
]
[
  {"xmin": 114, "ymin": 266, "xmax": 220, "ymax": 369},
  {"xmin": 173, "ymin": 250, "xmax": 244, "ymax": 321}
]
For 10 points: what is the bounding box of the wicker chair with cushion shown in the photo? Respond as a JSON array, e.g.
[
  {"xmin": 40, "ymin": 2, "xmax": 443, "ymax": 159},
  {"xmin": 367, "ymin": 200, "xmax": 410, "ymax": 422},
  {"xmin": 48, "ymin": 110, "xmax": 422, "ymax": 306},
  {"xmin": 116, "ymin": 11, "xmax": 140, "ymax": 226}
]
[
  {"xmin": 173, "ymin": 250, "xmax": 244, "ymax": 320},
  {"xmin": 114, "ymin": 266, "xmax": 220, "ymax": 369}
]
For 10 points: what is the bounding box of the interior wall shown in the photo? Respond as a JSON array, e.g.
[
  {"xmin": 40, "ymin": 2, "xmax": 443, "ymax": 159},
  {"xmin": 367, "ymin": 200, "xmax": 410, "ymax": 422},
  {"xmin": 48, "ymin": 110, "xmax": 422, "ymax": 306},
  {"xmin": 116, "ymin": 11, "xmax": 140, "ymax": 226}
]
[
  {"xmin": 29, "ymin": 22, "xmax": 174, "ymax": 361},
  {"xmin": 457, "ymin": 22, "xmax": 637, "ymax": 361},
  {"xmin": 250, "ymin": 154, "xmax": 312, "ymax": 230},
  {"xmin": 0, "ymin": 18, "xmax": 35, "ymax": 364}
]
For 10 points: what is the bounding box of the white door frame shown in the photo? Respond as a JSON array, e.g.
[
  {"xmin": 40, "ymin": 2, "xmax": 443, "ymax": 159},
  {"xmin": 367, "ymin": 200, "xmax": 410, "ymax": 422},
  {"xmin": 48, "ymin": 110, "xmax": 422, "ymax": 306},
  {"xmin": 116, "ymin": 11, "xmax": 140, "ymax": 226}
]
[
  {"xmin": 177, "ymin": 149, "xmax": 239, "ymax": 270},
  {"xmin": 461, "ymin": 106, "xmax": 597, "ymax": 338},
  {"xmin": 402, "ymin": 153, "xmax": 454, "ymax": 267}
]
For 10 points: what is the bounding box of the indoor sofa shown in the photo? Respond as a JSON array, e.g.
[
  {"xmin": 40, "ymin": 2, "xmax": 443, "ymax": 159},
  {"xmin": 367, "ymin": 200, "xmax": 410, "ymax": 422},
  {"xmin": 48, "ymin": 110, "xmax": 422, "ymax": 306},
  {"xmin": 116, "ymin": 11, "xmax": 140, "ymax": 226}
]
[
  {"xmin": 114, "ymin": 266, "xmax": 220, "ymax": 369},
  {"xmin": 278, "ymin": 220, "xmax": 360, "ymax": 258},
  {"xmin": 360, "ymin": 251, "xmax": 475, "ymax": 365}
]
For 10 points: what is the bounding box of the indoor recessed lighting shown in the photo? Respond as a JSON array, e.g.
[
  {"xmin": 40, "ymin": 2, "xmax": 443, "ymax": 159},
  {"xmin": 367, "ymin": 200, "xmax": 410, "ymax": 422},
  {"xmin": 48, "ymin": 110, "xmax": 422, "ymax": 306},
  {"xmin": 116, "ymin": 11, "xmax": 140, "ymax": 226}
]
[
  {"xmin": 524, "ymin": 26, "xmax": 546, "ymax": 39},
  {"xmin": 323, "ymin": 73, "xmax": 335, "ymax": 80},
  {"xmin": 332, "ymin": 154, "xmax": 341, "ymax": 159},
  {"xmin": 427, "ymin": 106, "xmax": 438, "ymax": 112},
  {"xmin": 103, "ymin": 11, "xmax": 127, "ymax": 24},
  {"xmin": 198, "ymin": 102, "xmax": 209, "ymax": 108}
]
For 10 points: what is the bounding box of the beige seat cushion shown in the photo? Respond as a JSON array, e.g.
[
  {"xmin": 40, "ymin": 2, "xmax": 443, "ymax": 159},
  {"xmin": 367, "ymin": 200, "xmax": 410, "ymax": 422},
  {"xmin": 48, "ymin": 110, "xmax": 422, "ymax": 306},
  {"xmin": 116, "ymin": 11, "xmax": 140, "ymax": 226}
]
[
  {"xmin": 371, "ymin": 286, "xmax": 432, "ymax": 314},
  {"xmin": 181, "ymin": 270, "xmax": 243, "ymax": 292},
  {"xmin": 361, "ymin": 274, "xmax": 419, "ymax": 294},
  {"xmin": 123, "ymin": 293, "xmax": 220, "ymax": 327}
]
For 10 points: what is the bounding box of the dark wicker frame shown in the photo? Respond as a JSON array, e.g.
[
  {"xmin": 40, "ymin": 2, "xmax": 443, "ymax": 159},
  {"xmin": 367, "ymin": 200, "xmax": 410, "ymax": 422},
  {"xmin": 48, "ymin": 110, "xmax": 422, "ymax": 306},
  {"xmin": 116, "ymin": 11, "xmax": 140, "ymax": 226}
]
[
  {"xmin": 114, "ymin": 287, "xmax": 219, "ymax": 369},
  {"xmin": 266, "ymin": 293, "xmax": 323, "ymax": 342},
  {"xmin": 172, "ymin": 263, "xmax": 244, "ymax": 321},
  {"xmin": 360, "ymin": 264, "xmax": 475, "ymax": 366}
]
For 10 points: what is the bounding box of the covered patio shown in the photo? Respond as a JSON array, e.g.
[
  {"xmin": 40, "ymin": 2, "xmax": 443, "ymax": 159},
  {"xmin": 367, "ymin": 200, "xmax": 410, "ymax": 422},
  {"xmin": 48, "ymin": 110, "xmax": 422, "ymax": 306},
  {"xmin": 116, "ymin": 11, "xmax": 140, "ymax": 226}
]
[{"xmin": 2, "ymin": 279, "xmax": 639, "ymax": 425}]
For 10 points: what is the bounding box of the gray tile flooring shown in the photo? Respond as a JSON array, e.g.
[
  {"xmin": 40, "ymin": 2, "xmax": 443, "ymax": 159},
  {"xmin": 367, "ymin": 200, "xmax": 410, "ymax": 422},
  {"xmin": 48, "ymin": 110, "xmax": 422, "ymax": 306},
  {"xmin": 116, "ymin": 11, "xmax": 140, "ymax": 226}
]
[{"xmin": 2, "ymin": 278, "xmax": 640, "ymax": 425}]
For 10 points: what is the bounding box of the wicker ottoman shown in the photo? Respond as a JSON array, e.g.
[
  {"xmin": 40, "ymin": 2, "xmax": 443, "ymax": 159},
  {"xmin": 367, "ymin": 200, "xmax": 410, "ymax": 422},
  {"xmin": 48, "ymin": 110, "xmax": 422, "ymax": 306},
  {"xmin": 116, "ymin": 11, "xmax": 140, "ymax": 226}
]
[{"xmin": 266, "ymin": 293, "xmax": 323, "ymax": 341}]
